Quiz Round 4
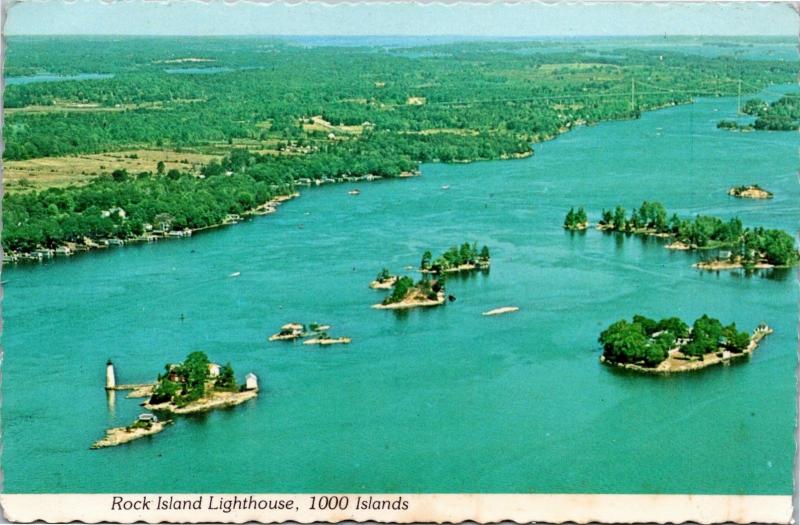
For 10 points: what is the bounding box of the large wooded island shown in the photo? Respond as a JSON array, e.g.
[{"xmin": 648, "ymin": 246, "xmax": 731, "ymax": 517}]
[{"xmin": 599, "ymin": 314, "xmax": 772, "ymax": 374}]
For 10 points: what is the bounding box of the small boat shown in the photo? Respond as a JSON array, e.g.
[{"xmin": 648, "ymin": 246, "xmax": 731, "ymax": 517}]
[
  {"xmin": 348, "ymin": 189, "xmax": 361, "ymax": 196},
  {"xmin": 441, "ymin": 185, "xmax": 450, "ymax": 190},
  {"xmin": 229, "ymin": 272, "xmax": 241, "ymax": 277},
  {"xmin": 482, "ymin": 306, "xmax": 519, "ymax": 317}
]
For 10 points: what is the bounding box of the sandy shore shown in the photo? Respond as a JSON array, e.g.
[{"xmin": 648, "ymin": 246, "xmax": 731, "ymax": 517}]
[
  {"xmin": 421, "ymin": 262, "xmax": 490, "ymax": 275},
  {"xmin": 144, "ymin": 389, "xmax": 258, "ymax": 415},
  {"xmin": 91, "ymin": 420, "xmax": 172, "ymax": 449},
  {"xmin": 666, "ymin": 241, "xmax": 692, "ymax": 250},
  {"xmin": 564, "ymin": 221, "xmax": 590, "ymax": 231},
  {"xmin": 373, "ymin": 292, "xmax": 446, "ymax": 310},
  {"xmin": 269, "ymin": 322, "xmax": 305, "ymax": 341},
  {"xmin": 602, "ymin": 325, "xmax": 773, "ymax": 374},
  {"xmin": 694, "ymin": 260, "xmax": 776, "ymax": 271},
  {"xmin": 126, "ymin": 385, "xmax": 155, "ymax": 399},
  {"xmin": 482, "ymin": 306, "xmax": 519, "ymax": 316},
  {"xmin": 369, "ymin": 276, "xmax": 398, "ymax": 289}
]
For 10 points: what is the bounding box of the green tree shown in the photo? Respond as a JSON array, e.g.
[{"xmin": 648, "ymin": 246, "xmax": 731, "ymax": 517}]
[
  {"xmin": 420, "ymin": 250, "xmax": 432, "ymax": 270},
  {"xmin": 215, "ymin": 362, "xmax": 237, "ymax": 391},
  {"xmin": 384, "ymin": 276, "xmax": 415, "ymax": 304}
]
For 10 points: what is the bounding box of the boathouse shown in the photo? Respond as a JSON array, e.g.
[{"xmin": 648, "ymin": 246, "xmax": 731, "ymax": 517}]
[{"xmin": 138, "ymin": 413, "xmax": 158, "ymax": 423}]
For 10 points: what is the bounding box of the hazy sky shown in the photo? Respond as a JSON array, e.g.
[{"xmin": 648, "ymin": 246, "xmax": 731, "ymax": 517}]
[{"xmin": 4, "ymin": 1, "xmax": 797, "ymax": 37}]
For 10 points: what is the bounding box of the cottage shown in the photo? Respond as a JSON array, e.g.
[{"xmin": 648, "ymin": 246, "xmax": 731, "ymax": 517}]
[{"xmin": 208, "ymin": 363, "xmax": 221, "ymax": 378}]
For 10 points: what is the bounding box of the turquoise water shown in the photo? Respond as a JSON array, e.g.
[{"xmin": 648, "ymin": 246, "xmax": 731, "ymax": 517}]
[
  {"xmin": 2, "ymin": 89, "xmax": 797, "ymax": 494},
  {"xmin": 164, "ymin": 67, "xmax": 234, "ymax": 75},
  {"xmin": 4, "ymin": 73, "xmax": 114, "ymax": 85}
]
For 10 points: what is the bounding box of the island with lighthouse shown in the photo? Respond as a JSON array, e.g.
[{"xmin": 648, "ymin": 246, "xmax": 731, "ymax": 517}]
[{"xmin": 93, "ymin": 352, "xmax": 259, "ymax": 449}]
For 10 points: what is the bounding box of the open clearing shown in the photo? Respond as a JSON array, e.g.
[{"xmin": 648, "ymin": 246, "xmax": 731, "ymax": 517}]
[
  {"xmin": 4, "ymin": 149, "xmax": 221, "ymax": 192},
  {"xmin": 301, "ymin": 115, "xmax": 366, "ymax": 135}
]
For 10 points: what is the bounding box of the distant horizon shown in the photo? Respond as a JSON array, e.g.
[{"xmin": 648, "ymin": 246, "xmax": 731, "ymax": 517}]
[{"xmin": 5, "ymin": 2, "xmax": 796, "ymax": 37}]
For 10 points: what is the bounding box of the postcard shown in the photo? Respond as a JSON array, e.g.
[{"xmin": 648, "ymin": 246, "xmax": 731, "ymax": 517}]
[{"xmin": 0, "ymin": 1, "xmax": 797, "ymax": 523}]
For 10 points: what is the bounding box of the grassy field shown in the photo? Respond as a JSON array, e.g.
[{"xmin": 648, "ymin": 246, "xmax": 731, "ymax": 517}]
[{"xmin": 4, "ymin": 149, "xmax": 221, "ymax": 192}]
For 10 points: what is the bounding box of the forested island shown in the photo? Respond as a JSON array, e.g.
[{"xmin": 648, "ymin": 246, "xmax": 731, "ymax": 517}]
[
  {"xmin": 599, "ymin": 314, "xmax": 772, "ymax": 373},
  {"xmin": 144, "ymin": 351, "xmax": 258, "ymax": 414},
  {"xmin": 93, "ymin": 351, "xmax": 257, "ymax": 448},
  {"xmin": 3, "ymin": 36, "xmax": 796, "ymax": 261},
  {"xmin": 563, "ymin": 207, "xmax": 589, "ymax": 230},
  {"xmin": 728, "ymin": 184, "xmax": 773, "ymax": 199},
  {"xmin": 717, "ymin": 94, "xmax": 799, "ymax": 131},
  {"xmin": 373, "ymin": 275, "xmax": 446, "ymax": 310},
  {"xmin": 420, "ymin": 243, "xmax": 490, "ymax": 274},
  {"xmin": 592, "ymin": 201, "xmax": 798, "ymax": 269}
]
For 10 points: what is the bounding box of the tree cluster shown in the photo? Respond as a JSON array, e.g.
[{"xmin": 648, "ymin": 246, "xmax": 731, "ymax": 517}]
[
  {"xmin": 148, "ymin": 351, "xmax": 239, "ymax": 406},
  {"xmin": 596, "ymin": 201, "xmax": 798, "ymax": 266},
  {"xmin": 600, "ymin": 314, "xmax": 750, "ymax": 367},
  {"xmin": 563, "ymin": 207, "xmax": 588, "ymax": 229},
  {"xmin": 419, "ymin": 243, "xmax": 490, "ymax": 273}
]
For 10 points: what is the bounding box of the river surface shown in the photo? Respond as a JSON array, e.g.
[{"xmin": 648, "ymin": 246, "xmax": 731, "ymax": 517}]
[
  {"xmin": 2, "ymin": 87, "xmax": 797, "ymax": 494},
  {"xmin": 4, "ymin": 73, "xmax": 114, "ymax": 85}
]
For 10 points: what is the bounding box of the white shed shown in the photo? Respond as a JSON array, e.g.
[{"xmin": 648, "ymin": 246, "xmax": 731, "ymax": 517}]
[{"xmin": 245, "ymin": 373, "xmax": 259, "ymax": 391}]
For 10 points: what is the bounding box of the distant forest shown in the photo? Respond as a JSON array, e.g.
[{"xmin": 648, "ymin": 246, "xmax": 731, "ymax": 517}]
[{"xmin": 3, "ymin": 36, "xmax": 798, "ymax": 253}]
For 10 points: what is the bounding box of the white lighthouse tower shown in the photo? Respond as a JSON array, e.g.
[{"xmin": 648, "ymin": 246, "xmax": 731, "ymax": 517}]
[{"xmin": 105, "ymin": 359, "xmax": 116, "ymax": 390}]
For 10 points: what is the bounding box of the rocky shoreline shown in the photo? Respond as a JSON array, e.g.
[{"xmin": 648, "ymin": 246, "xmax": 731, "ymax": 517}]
[
  {"xmin": 369, "ymin": 276, "xmax": 398, "ymax": 289},
  {"xmin": 728, "ymin": 185, "xmax": 773, "ymax": 200},
  {"xmin": 373, "ymin": 291, "xmax": 446, "ymax": 310},
  {"xmin": 144, "ymin": 389, "xmax": 258, "ymax": 415},
  {"xmin": 91, "ymin": 420, "xmax": 172, "ymax": 449}
]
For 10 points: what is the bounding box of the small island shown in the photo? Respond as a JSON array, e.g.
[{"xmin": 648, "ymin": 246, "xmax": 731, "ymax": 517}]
[
  {"xmin": 143, "ymin": 351, "xmax": 259, "ymax": 415},
  {"xmin": 718, "ymin": 95, "xmax": 799, "ymax": 132},
  {"xmin": 599, "ymin": 314, "xmax": 772, "ymax": 374},
  {"xmin": 594, "ymin": 200, "xmax": 799, "ymax": 269},
  {"xmin": 303, "ymin": 331, "xmax": 352, "ymax": 345},
  {"xmin": 370, "ymin": 268, "xmax": 398, "ymax": 289},
  {"xmin": 728, "ymin": 184, "xmax": 773, "ymax": 200},
  {"xmin": 93, "ymin": 352, "xmax": 258, "ymax": 448},
  {"xmin": 92, "ymin": 414, "xmax": 172, "ymax": 449},
  {"xmin": 420, "ymin": 243, "xmax": 491, "ymax": 274},
  {"xmin": 269, "ymin": 322, "xmax": 348, "ymax": 345},
  {"xmin": 563, "ymin": 207, "xmax": 589, "ymax": 230},
  {"xmin": 716, "ymin": 120, "xmax": 754, "ymax": 132},
  {"xmin": 269, "ymin": 323, "xmax": 306, "ymax": 341},
  {"xmin": 373, "ymin": 275, "xmax": 446, "ymax": 310}
]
